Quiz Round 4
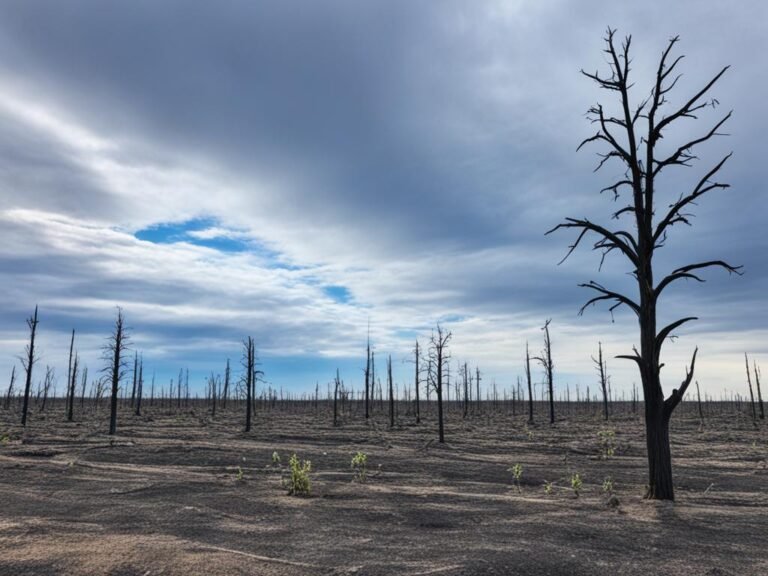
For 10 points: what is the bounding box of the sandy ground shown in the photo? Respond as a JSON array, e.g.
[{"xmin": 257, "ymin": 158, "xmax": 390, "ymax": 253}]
[{"xmin": 0, "ymin": 401, "xmax": 766, "ymax": 575}]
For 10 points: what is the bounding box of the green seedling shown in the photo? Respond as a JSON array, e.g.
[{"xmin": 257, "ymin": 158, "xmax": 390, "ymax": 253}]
[
  {"xmin": 351, "ymin": 451, "xmax": 368, "ymax": 483},
  {"xmin": 602, "ymin": 476, "xmax": 614, "ymax": 495},
  {"xmin": 509, "ymin": 463, "xmax": 523, "ymax": 493},
  {"xmin": 287, "ymin": 454, "xmax": 312, "ymax": 496},
  {"xmin": 571, "ymin": 473, "xmax": 583, "ymax": 497}
]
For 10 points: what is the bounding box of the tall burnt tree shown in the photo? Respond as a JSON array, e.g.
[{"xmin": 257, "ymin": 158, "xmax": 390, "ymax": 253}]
[
  {"xmin": 593, "ymin": 342, "xmax": 610, "ymax": 421},
  {"xmin": 134, "ymin": 358, "xmax": 143, "ymax": 417},
  {"xmin": 20, "ymin": 306, "xmax": 39, "ymax": 427},
  {"xmin": 429, "ymin": 324, "xmax": 451, "ymax": 443},
  {"xmin": 105, "ymin": 307, "xmax": 129, "ymax": 435},
  {"xmin": 413, "ymin": 339, "xmax": 421, "ymax": 424},
  {"xmin": 130, "ymin": 351, "xmax": 138, "ymax": 407},
  {"xmin": 333, "ymin": 368, "xmax": 340, "ymax": 427},
  {"xmin": 387, "ymin": 355, "xmax": 394, "ymax": 428},
  {"xmin": 66, "ymin": 329, "xmax": 75, "ymax": 417},
  {"xmin": 533, "ymin": 320, "xmax": 555, "ymax": 425},
  {"xmin": 745, "ymin": 354, "xmax": 757, "ymax": 424},
  {"xmin": 525, "ymin": 342, "xmax": 533, "ymax": 423},
  {"xmin": 549, "ymin": 29, "xmax": 741, "ymax": 499},
  {"xmin": 67, "ymin": 353, "xmax": 79, "ymax": 422},
  {"xmin": 5, "ymin": 366, "xmax": 16, "ymax": 410},
  {"xmin": 243, "ymin": 337, "xmax": 256, "ymax": 432},
  {"xmin": 364, "ymin": 333, "xmax": 371, "ymax": 420},
  {"xmin": 222, "ymin": 358, "xmax": 230, "ymax": 409},
  {"xmin": 754, "ymin": 362, "xmax": 764, "ymax": 420}
]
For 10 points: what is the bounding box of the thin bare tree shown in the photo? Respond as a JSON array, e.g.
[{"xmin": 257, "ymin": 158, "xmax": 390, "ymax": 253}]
[
  {"xmin": 414, "ymin": 339, "xmax": 421, "ymax": 424},
  {"xmin": 104, "ymin": 307, "xmax": 129, "ymax": 435},
  {"xmin": 525, "ymin": 342, "xmax": 533, "ymax": 423},
  {"xmin": 549, "ymin": 29, "xmax": 741, "ymax": 499},
  {"xmin": 533, "ymin": 320, "xmax": 555, "ymax": 424},
  {"xmin": 745, "ymin": 354, "xmax": 757, "ymax": 424},
  {"xmin": 67, "ymin": 353, "xmax": 79, "ymax": 421},
  {"xmin": 5, "ymin": 366, "xmax": 15, "ymax": 410},
  {"xmin": 222, "ymin": 358, "xmax": 230, "ymax": 409},
  {"xmin": 428, "ymin": 324, "xmax": 452, "ymax": 443},
  {"xmin": 754, "ymin": 362, "xmax": 764, "ymax": 420},
  {"xmin": 388, "ymin": 355, "xmax": 394, "ymax": 428},
  {"xmin": 135, "ymin": 358, "xmax": 144, "ymax": 417},
  {"xmin": 20, "ymin": 306, "xmax": 39, "ymax": 427},
  {"xmin": 592, "ymin": 342, "xmax": 610, "ymax": 421}
]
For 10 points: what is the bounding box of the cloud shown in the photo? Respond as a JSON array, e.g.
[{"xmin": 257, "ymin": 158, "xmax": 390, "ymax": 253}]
[{"xmin": 0, "ymin": 0, "xmax": 765, "ymax": 396}]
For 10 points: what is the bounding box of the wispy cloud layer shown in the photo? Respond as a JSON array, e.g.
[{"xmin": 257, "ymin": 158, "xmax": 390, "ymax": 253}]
[{"xmin": 0, "ymin": 1, "xmax": 765, "ymax": 395}]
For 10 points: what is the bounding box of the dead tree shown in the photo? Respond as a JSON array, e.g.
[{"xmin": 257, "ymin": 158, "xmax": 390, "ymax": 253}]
[
  {"xmin": 475, "ymin": 366, "xmax": 481, "ymax": 414},
  {"xmin": 130, "ymin": 351, "xmax": 138, "ymax": 408},
  {"xmin": 135, "ymin": 358, "xmax": 143, "ymax": 417},
  {"xmin": 39, "ymin": 366, "xmax": 54, "ymax": 412},
  {"xmin": 428, "ymin": 325, "xmax": 452, "ymax": 443},
  {"xmin": 388, "ymin": 355, "xmax": 394, "ymax": 428},
  {"xmin": 222, "ymin": 359, "xmax": 230, "ymax": 409},
  {"xmin": 534, "ymin": 320, "xmax": 555, "ymax": 424},
  {"xmin": 525, "ymin": 342, "xmax": 533, "ymax": 423},
  {"xmin": 5, "ymin": 366, "xmax": 16, "ymax": 410},
  {"xmin": 79, "ymin": 366, "xmax": 88, "ymax": 409},
  {"xmin": 745, "ymin": 354, "xmax": 757, "ymax": 424},
  {"xmin": 333, "ymin": 369, "xmax": 340, "ymax": 427},
  {"xmin": 414, "ymin": 339, "xmax": 421, "ymax": 424},
  {"xmin": 370, "ymin": 351, "xmax": 375, "ymax": 414},
  {"xmin": 104, "ymin": 307, "xmax": 129, "ymax": 435},
  {"xmin": 66, "ymin": 329, "xmax": 75, "ymax": 417},
  {"xmin": 243, "ymin": 338, "xmax": 255, "ymax": 432},
  {"xmin": 592, "ymin": 342, "xmax": 610, "ymax": 421},
  {"xmin": 364, "ymin": 333, "xmax": 371, "ymax": 420},
  {"xmin": 20, "ymin": 306, "xmax": 39, "ymax": 427},
  {"xmin": 754, "ymin": 362, "xmax": 764, "ymax": 420},
  {"xmin": 67, "ymin": 353, "xmax": 79, "ymax": 421},
  {"xmin": 208, "ymin": 371, "xmax": 218, "ymax": 418},
  {"xmin": 548, "ymin": 29, "xmax": 741, "ymax": 499},
  {"xmin": 695, "ymin": 380, "xmax": 704, "ymax": 424},
  {"xmin": 462, "ymin": 362, "xmax": 469, "ymax": 419}
]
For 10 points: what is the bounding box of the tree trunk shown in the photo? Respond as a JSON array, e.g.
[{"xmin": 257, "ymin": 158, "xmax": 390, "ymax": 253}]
[
  {"xmin": 525, "ymin": 343, "xmax": 533, "ymax": 423},
  {"xmin": 414, "ymin": 341, "xmax": 420, "ymax": 424},
  {"xmin": 644, "ymin": 402, "xmax": 674, "ymax": 500}
]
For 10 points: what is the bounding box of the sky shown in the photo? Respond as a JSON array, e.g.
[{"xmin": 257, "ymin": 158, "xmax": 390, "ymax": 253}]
[{"xmin": 0, "ymin": 1, "xmax": 766, "ymax": 399}]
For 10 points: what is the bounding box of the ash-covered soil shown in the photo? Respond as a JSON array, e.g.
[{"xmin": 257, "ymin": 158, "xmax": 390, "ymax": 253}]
[{"xmin": 0, "ymin": 402, "xmax": 766, "ymax": 575}]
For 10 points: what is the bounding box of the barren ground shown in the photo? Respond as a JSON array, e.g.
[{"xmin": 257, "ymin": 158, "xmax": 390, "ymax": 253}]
[{"xmin": 1, "ymin": 402, "xmax": 766, "ymax": 575}]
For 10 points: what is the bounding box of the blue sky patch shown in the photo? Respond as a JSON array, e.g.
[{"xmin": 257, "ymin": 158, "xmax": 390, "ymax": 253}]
[
  {"xmin": 324, "ymin": 285, "xmax": 352, "ymax": 303},
  {"xmin": 135, "ymin": 218, "xmax": 249, "ymax": 253}
]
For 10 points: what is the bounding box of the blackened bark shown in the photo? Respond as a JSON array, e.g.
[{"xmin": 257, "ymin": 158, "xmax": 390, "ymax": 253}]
[{"xmin": 21, "ymin": 306, "xmax": 39, "ymax": 427}]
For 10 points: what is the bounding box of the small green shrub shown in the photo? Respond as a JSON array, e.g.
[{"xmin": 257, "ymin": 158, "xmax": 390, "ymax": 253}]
[
  {"xmin": 351, "ymin": 451, "xmax": 368, "ymax": 483},
  {"xmin": 602, "ymin": 476, "xmax": 614, "ymax": 495},
  {"xmin": 597, "ymin": 429, "xmax": 616, "ymax": 459},
  {"xmin": 508, "ymin": 463, "xmax": 523, "ymax": 493},
  {"xmin": 0, "ymin": 433, "xmax": 10, "ymax": 446},
  {"xmin": 235, "ymin": 466, "xmax": 244, "ymax": 481},
  {"xmin": 543, "ymin": 480, "xmax": 554, "ymax": 495},
  {"xmin": 272, "ymin": 451, "xmax": 281, "ymax": 465},
  {"xmin": 523, "ymin": 425, "xmax": 534, "ymax": 440},
  {"xmin": 571, "ymin": 473, "xmax": 583, "ymax": 497},
  {"xmin": 287, "ymin": 454, "xmax": 312, "ymax": 496}
]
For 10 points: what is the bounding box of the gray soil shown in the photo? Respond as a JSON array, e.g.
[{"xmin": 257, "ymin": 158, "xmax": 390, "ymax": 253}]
[{"xmin": 0, "ymin": 402, "xmax": 766, "ymax": 575}]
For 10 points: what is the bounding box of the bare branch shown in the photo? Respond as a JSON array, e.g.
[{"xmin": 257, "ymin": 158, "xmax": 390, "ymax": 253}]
[
  {"xmin": 653, "ymin": 66, "xmax": 730, "ymax": 138},
  {"xmin": 653, "ymin": 112, "xmax": 732, "ymax": 176},
  {"xmin": 578, "ymin": 281, "xmax": 640, "ymax": 317},
  {"xmin": 653, "ymin": 153, "xmax": 732, "ymax": 243},
  {"xmin": 546, "ymin": 217, "xmax": 639, "ymax": 267},
  {"xmin": 664, "ymin": 347, "xmax": 698, "ymax": 415},
  {"xmin": 655, "ymin": 316, "xmax": 698, "ymax": 358},
  {"xmin": 655, "ymin": 260, "xmax": 743, "ymax": 298}
]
